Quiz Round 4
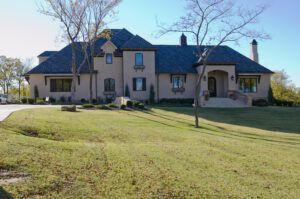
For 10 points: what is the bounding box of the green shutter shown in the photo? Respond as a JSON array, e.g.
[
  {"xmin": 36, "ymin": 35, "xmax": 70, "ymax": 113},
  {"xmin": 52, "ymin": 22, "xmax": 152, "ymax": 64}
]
[{"xmin": 133, "ymin": 78, "xmax": 136, "ymax": 91}]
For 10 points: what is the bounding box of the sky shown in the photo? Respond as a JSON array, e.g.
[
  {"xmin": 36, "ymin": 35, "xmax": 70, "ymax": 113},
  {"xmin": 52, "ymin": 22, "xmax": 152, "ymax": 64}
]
[{"xmin": 0, "ymin": 0, "xmax": 299, "ymax": 86}]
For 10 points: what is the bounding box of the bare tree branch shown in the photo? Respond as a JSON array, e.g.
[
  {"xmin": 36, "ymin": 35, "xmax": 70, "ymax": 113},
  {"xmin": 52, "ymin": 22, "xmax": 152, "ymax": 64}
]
[{"xmin": 157, "ymin": 0, "xmax": 270, "ymax": 128}]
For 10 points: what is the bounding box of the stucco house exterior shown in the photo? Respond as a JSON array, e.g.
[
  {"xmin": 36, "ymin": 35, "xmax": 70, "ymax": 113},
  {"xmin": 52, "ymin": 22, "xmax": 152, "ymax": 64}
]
[{"xmin": 26, "ymin": 28, "xmax": 273, "ymax": 107}]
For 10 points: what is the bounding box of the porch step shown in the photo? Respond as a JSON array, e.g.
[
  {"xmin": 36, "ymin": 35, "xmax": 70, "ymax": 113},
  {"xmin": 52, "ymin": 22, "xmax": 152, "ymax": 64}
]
[{"xmin": 202, "ymin": 97, "xmax": 249, "ymax": 108}]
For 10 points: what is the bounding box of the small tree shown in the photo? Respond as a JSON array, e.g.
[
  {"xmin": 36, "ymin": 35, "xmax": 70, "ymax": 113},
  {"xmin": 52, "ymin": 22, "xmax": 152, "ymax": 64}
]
[
  {"xmin": 125, "ymin": 84, "xmax": 130, "ymax": 98},
  {"xmin": 79, "ymin": 0, "xmax": 122, "ymax": 103},
  {"xmin": 15, "ymin": 59, "xmax": 31, "ymax": 101},
  {"xmin": 149, "ymin": 84, "xmax": 155, "ymax": 104},
  {"xmin": 34, "ymin": 85, "xmax": 39, "ymax": 101},
  {"xmin": 158, "ymin": 0, "xmax": 269, "ymax": 128}
]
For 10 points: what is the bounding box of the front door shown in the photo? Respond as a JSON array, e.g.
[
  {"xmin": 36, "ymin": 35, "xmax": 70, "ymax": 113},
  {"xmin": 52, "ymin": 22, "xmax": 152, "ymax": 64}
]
[{"xmin": 208, "ymin": 77, "xmax": 217, "ymax": 97}]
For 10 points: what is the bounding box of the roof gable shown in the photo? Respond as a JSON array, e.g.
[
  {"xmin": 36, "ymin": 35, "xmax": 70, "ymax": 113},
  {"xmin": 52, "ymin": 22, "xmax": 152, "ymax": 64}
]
[
  {"xmin": 38, "ymin": 51, "xmax": 58, "ymax": 57},
  {"xmin": 121, "ymin": 35, "xmax": 155, "ymax": 50}
]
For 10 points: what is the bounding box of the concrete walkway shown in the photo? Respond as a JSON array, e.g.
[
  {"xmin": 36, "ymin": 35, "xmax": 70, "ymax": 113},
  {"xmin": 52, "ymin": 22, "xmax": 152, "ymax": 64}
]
[{"xmin": 0, "ymin": 105, "xmax": 60, "ymax": 121}]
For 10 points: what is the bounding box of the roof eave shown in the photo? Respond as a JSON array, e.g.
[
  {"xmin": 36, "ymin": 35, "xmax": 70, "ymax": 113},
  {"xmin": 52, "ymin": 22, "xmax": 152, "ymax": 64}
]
[{"xmin": 121, "ymin": 48, "xmax": 156, "ymax": 51}]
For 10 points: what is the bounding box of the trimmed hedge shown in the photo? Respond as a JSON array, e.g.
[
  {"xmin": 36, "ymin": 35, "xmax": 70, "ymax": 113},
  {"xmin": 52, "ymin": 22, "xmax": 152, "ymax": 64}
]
[
  {"xmin": 252, "ymin": 99, "xmax": 269, "ymax": 107},
  {"xmin": 126, "ymin": 100, "xmax": 133, "ymax": 108},
  {"xmin": 120, "ymin": 104, "xmax": 126, "ymax": 110},
  {"xmin": 82, "ymin": 103, "xmax": 94, "ymax": 108},
  {"xmin": 21, "ymin": 98, "xmax": 27, "ymax": 104},
  {"xmin": 28, "ymin": 98, "xmax": 35, "ymax": 104},
  {"xmin": 108, "ymin": 103, "xmax": 118, "ymax": 108},
  {"xmin": 96, "ymin": 104, "xmax": 110, "ymax": 110}
]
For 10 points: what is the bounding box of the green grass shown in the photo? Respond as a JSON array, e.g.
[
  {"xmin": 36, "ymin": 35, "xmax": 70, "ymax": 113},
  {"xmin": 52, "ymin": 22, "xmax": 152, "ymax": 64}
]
[{"xmin": 0, "ymin": 107, "xmax": 299, "ymax": 198}]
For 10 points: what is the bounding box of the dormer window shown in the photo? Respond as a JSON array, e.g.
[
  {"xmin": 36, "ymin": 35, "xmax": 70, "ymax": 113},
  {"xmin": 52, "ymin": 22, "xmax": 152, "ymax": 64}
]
[
  {"xmin": 135, "ymin": 53, "xmax": 143, "ymax": 66},
  {"xmin": 106, "ymin": 53, "xmax": 113, "ymax": 64}
]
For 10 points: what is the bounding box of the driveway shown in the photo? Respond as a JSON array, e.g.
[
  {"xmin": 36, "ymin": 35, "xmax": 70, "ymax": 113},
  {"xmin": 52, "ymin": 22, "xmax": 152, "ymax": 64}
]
[{"xmin": 0, "ymin": 105, "xmax": 60, "ymax": 121}]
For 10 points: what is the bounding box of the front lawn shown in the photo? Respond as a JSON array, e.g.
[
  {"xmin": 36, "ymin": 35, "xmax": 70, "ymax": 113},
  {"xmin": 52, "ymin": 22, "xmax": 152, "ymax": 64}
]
[{"xmin": 0, "ymin": 107, "xmax": 299, "ymax": 198}]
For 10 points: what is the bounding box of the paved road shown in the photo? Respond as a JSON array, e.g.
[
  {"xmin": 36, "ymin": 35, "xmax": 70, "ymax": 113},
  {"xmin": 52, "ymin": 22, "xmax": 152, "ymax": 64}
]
[{"xmin": 0, "ymin": 105, "xmax": 60, "ymax": 121}]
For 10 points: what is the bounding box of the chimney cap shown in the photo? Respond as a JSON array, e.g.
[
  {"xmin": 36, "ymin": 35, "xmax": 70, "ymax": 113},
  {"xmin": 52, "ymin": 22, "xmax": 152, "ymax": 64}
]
[{"xmin": 251, "ymin": 39, "xmax": 258, "ymax": 45}]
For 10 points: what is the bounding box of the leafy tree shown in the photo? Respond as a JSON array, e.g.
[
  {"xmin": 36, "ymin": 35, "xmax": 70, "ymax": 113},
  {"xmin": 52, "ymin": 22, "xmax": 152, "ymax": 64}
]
[
  {"xmin": 15, "ymin": 59, "xmax": 31, "ymax": 101},
  {"xmin": 271, "ymin": 70, "xmax": 300, "ymax": 106},
  {"xmin": 0, "ymin": 56, "xmax": 20, "ymax": 95}
]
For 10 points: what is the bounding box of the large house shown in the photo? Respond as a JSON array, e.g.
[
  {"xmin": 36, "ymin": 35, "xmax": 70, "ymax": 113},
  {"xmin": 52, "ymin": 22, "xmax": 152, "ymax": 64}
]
[{"xmin": 26, "ymin": 28, "xmax": 273, "ymax": 107}]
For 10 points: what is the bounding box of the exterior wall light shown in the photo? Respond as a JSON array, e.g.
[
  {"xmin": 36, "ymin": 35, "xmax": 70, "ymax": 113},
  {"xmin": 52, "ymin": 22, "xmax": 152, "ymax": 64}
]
[
  {"xmin": 203, "ymin": 75, "xmax": 207, "ymax": 81},
  {"xmin": 231, "ymin": 75, "xmax": 235, "ymax": 81}
]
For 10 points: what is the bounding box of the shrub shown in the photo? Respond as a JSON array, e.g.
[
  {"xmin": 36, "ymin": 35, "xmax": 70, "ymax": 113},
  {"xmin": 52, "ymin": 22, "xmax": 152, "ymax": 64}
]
[
  {"xmin": 96, "ymin": 104, "xmax": 110, "ymax": 110},
  {"xmin": 120, "ymin": 104, "xmax": 126, "ymax": 110},
  {"xmin": 149, "ymin": 84, "xmax": 155, "ymax": 104},
  {"xmin": 81, "ymin": 98, "xmax": 87, "ymax": 104},
  {"xmin": 252, "ymin": 99, "xmax": 269, "ymax": 107},
  {"xmin": 92, "ymin": 99, "xmax": 97, "ymax": 104},
  {"xmin": 136, "ymin": 103, "xmax": 145, "ymax": 109},
  {"xmin": 28, "ymin": 98, "xmax": 35, "ymax": 104},
  {"xmin": 21, "ymin": 98, "xmax": 27, "ymax": 104},
  {"xmin": 125, "ymin": 84, "xmax": 130, "ymax": 97},
  {"xmin": 133, "ymin": 100, "xmax": 140, "ymax": 107},
  {"xmin": 49, "ymin": 97, "xmax": 56, "ymax": 103},
  {"xmin": 127, "ymin": 100, "xmax": 133, "ymax": 108},
  {"xmin": 68, "ymin": 96, "xmax": 72, "ymax": 103},
  {"xmin": 36, "ymin": 98, "xmax": 45, "ymax": 105},
  {"xmin": 108, "ymin": 103, "xmax": 118, "ymax": 108},
  {"xmin": 34, "ymin": 85, "xmax": 39, "ymax": 100},
  {"xmin": 82, "ymin": 103, "xmax": 94, "ymax": 108},
  {"xmin": 60, "ymin": 96, "xmax": 66, "ymax": 103}
]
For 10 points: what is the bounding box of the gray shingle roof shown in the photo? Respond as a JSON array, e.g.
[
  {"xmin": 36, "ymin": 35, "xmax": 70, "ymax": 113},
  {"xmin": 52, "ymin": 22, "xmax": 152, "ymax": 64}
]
[{"xmin": 28, "ymin": 28, "xmax": 272, "ymax": 75}]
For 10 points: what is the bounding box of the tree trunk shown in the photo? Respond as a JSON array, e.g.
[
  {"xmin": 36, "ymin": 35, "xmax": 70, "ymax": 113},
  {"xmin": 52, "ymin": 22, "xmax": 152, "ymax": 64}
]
[
  {"xmin": 18, "ymin": 81, "xmax": 21, "ymax": 101},
  {"xmin": 71, "ymin": 42, "xmax": 77, "ymax": 102}
]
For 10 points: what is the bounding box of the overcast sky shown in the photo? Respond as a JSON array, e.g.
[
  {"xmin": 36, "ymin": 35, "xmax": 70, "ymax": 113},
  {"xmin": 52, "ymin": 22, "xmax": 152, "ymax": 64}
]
[{"xmin": 0, "ymin": 0, "xmax": 299, "ymax": 86}]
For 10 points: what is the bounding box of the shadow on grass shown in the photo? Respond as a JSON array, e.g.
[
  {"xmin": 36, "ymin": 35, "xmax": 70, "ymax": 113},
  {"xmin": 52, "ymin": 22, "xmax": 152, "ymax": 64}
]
[
  {"xmin": 0, "ymin": 187, "xmax": 14, "ymax": 199},
  {"xmin": 121, "ymin": 110, "xmax": 299, "ymax": 146},
  {"xmin": 153, "ymin": 106, "xmax": 300, "ymax": 134}
]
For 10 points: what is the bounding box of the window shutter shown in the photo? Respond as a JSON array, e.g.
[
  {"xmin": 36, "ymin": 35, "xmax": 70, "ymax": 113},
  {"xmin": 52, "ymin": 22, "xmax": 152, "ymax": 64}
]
[
  {"xmin": 50, "ymin": 79, "xmax": 55, "ymax": 92},
  {"xmin": 133, "ymin": 78, "xmax": 136, "ymax": 91},
  {"xmin": 142, "ymin": 78, "xmax": 146, "ymax": 91}
]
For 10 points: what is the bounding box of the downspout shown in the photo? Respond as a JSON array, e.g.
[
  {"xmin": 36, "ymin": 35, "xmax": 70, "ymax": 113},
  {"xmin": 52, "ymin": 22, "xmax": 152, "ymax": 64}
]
[
  {"xmin": 156, "ymin": 73, "xmax": 160, "ymax": 102},
  {"xmin": 122, "ymin": 51, "xmax": 125, "ymax": 96}
]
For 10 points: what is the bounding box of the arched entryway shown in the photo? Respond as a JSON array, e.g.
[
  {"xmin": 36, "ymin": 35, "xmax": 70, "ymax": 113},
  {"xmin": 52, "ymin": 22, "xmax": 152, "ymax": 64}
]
[{"xmin": 208, "ymin": 70, "xmax": 228, "ymax": 97}]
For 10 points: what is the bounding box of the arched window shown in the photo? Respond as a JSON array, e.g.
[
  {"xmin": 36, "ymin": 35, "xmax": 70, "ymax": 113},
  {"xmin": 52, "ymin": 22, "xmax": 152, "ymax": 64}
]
[{"xmin": 104, "ymin": 78, "xmax": 115, "ymax": 92}]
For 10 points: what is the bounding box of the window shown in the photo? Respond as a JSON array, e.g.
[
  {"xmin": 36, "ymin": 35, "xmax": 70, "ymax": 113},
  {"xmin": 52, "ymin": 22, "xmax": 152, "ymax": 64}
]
[
  {"xmin": 106, "ymin": 53, "xmax": 113, "ymax": 64},
  {"xmin": 104, "ymin": 78, "xmax": 115, "ymax": 92},
  {"xmin": 239, "ymin": 78, "xmax": 257, "ymax": 93},
  {"xmin": 133, "ymin": 78, "xmax": 146, "ymax": 91},
  {"xmin": 135, "ymin": 53, "xmax": 143, "ymax": 66},
  {"xmin": 50, "ymin": 79, "xmax": 72, "ymax": 92},
  {"xmin": 172, "ymin": 75, "xmax": 185, "ymax": 89}
]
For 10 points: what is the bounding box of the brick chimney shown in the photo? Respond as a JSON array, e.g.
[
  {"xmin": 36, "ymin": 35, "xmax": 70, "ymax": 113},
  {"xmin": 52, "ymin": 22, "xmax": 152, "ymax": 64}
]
[
  {"xmin": 250, "ymin": 39, "xmax": 259, "ymax": 63},
  {"xmin": 180, "ymin": 33, "xmax": 187, "ymax": 47}
]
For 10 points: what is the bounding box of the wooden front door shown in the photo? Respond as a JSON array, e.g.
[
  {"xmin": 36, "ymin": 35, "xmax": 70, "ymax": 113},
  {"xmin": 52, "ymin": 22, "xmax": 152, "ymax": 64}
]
[{"xmin": 208, "ymin": 77, "xmax": 217, "ymax": 97}]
